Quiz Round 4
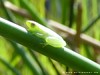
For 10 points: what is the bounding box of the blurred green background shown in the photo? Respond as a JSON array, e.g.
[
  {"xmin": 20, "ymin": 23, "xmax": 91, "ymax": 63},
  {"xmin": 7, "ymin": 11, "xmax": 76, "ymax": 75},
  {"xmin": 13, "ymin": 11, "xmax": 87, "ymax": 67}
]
[{"xmin": 0, "ymin": 0, "xmax": 100, "ymax": 75}]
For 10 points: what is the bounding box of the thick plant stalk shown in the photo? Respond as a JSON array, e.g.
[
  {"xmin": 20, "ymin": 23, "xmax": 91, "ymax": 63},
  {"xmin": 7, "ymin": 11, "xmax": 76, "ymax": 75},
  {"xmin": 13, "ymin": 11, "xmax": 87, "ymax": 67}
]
[{"xmin": 0, "ymin": 18, "xmax": 100, "ymax": 75}]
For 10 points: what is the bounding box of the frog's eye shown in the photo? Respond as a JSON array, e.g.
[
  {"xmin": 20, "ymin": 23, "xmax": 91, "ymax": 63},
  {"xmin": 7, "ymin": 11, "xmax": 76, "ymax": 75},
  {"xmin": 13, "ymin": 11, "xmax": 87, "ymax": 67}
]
[
  {"xmin": 26, "ymin": 21, "xmax": 35, "ymax": 29},
  {"xmin": 46, "ymin": 37, "xmax": 66, "ymax": 47}
]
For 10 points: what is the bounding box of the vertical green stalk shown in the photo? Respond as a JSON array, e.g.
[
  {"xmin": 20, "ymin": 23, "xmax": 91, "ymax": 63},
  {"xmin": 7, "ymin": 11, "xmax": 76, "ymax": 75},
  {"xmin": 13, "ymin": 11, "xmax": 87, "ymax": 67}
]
[
  {"xmin": 97, "ymin": 0, "xmax": 100, "ymax": 14},
  {"xmin": 68, "ymin": 0, "xmax": 74, "ymax": 28},
  {"xmin": 61, "ymin": 0, "xmax": 70, "ymax": 25},
  {"xmin": 86, "ymin": 0, "xmax": 92, "ymax": 21}
]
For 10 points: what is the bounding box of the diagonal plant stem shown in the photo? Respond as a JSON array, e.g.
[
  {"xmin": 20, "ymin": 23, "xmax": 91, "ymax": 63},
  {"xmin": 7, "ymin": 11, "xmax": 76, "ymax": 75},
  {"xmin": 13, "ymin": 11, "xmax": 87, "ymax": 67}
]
[
  {"xmin": 0, "ymin": 0, "xmax": 16, "ymax": 22},
  {"xmin": 28, "ymin": 49, "xmax": 49, "ymax": 75},
  {"xmin": 48, "ymin": 58, "xmax": 61, "ymax": 75},
  {"xmin": 9, "ymin": 41, "xmax": 43, "ymax": 75},
  {"xmin": 3, "ymin": 1, "xmax": 32, "ymax": 19},
  {"xmin": 20, "ymin": 0, "xmax": 47, "ymax": 26},
  {"xmin": 0, "ymin": 18, "xmax": 100, "ymax": 75},
  {"xmin": 0, "ymin": 57, "xmax": 21, "ymax": 75},
  {"xmin": 82, "ymin": 15, "xmax": 100, "ymax": 33}
]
